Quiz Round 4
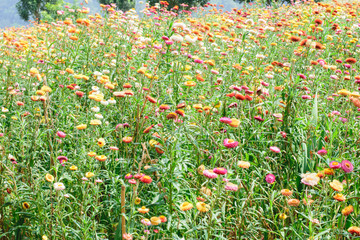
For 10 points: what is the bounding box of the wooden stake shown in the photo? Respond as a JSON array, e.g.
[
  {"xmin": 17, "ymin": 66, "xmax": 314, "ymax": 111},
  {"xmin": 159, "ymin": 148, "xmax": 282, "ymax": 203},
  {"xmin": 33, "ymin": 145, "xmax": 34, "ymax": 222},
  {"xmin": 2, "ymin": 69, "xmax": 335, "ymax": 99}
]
[{"xmin": 121, "ymin": 185, "xmax": 126, "ymax": 238}]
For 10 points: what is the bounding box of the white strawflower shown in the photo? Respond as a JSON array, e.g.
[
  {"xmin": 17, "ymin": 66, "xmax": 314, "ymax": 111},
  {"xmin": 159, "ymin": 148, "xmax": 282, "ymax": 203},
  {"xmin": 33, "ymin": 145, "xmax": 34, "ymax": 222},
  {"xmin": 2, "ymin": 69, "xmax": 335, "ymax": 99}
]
[{"xmin": 54, "ymin": 182, "xmax": 65, "ymax": 191}]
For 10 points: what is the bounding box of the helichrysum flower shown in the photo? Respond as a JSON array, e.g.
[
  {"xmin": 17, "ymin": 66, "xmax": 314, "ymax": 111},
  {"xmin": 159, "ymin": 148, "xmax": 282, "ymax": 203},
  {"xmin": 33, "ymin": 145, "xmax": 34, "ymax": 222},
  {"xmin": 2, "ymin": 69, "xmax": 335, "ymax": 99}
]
[
  {"xmin": 287, "ymin": 199, "xmax": 300, "ymax": 207},
  {"xmin": 329, "ymin": 161, "xmax": 341, "ymax": 169},
  {"xmin": 341, "ymin": 160, "xmax": 353, "ymax": 173},
  {"xmin": 180, "ymin": 202, "xmax": 193, "ymax": 211},
  {"xmin": 269, "ymin": 146, "xmax": 280, "ymax": 153},
  {"xmin": 238, "ymin": 161, "xmax": 250, "ymax": 169},
  {"xmin": 203, "ymin": 170, "xmax": 218, "ymax": 179},
  {"xmin": 150, "ymin": 217, "xmax": 161, "ymax": 225},
  {"xmin": 85, "ymin": 172, "xmax": 94, "ymax": 178},
  {"xmin": 45, "ymin": 173, "xmax": 54, "ymax": 182},
  {"xmin": 348, "ymin": 226, "xmax": 360, "ymax": 236},
  {"xmin": 138, "ymin": 206, "xmax": 149, "ymax": 214},
  {"xmin": 330, "ymin": 180, "xmax": 343, "ymax": 192},
  {"xmin": 223, "ymin": 139, "xmax": 238, "ymax": 148},
  {"xmin": 281, "ymin": 189, "xmax": 293, "ymax": 196},
  {"xmin": 225, "ymin": 182, "xmax": 238, "ymax": 191},
  {"xmin": 196, "ymin": 202, "xmax": 210, "ymax": 212},
  {"xmin": 342, "ymin": 205, "xmax": 354, "ymax": 216},
  {"xmin": 141, "ymin": 218, "xmax": 151, "ymax": 226},
  {"xmin": 213, "ymin": 167, "xmax": 227, "ymax": 175},
  {"xmin": 54, "ymin": 182, "xmax": 65, "ymax": 191},
  {"xmin": 333, "ymin": 193, "xmax": 346, "ymax": 202},
  {"xmin": 300, "ymin": 173, "xmax": 320, "ymax": 186},
  {"xmin": 265, "ymin": 174, "xmax": 276, "ymax": 184},
  {"xmin": 97, "ymin": 138, "xmax": 106, "ymax": 147}
]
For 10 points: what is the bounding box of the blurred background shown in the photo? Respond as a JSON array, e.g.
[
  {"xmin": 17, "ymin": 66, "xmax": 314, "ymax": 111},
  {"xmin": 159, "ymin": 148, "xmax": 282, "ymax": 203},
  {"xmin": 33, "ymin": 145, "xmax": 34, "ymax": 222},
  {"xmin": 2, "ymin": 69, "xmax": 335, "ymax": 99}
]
[{"xmin": 0, "ymin": 0, "xmax": 253, "ymax": 28}]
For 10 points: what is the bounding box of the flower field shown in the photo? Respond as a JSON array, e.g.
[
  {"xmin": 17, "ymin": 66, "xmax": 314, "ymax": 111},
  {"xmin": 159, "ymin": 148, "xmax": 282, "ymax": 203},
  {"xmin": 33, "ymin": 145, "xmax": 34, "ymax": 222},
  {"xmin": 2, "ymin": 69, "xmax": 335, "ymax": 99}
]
[{"xmin": 1, "ymin": 0, "xmax": 360, "ymax": 239}]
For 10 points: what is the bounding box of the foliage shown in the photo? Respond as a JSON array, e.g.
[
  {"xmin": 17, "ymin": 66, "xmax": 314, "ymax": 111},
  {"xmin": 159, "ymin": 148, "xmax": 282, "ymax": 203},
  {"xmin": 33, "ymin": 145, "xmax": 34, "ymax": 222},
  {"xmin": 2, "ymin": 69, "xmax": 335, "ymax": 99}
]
[
  {"xmin": 98, "ymin": 0, "xmax": 136, "ymax": 11},
  {"xmin": 1, "ymin": 1, "xmax": 360, "ymax": 240},
  {"xmin": 16, "ymin": 0, "xmax": 59, "ymax": 22}
]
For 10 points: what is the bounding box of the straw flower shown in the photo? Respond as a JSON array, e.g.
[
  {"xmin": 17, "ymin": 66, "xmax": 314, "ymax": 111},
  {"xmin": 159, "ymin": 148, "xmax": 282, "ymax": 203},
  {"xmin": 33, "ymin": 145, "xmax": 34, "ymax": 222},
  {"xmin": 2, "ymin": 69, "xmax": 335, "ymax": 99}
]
[
  {"xmin": 237, "ymin": 161, "xmax": 250, "ymax": 169},
  {"xmin": 330, "ymin": 180, "xmax": 343, "ymax": 192},
  {"xmin": 333, "ymin": 193, "xmax": 346, "ymax": 202},
  {"xmin": 203, "ymin": 170, "xmax": 218, "ymax": 179},
  {"xmin": 45, "ymin": 173, "xmax": 54, "ymax": 182},
  {"xmin": 348, "ymin": 226, "xmax": 360, "ymax": 236},
  {"xmin": 281, "ymin": 189, "xmax": 293, "ymax": 196},
  {"xmin": 287, "ymin": 199, "xmax": 300, "ymax": 207},
  {"xmin": 196, "ymin": 202, "xmax": 210, "ymax": 212},
  {"xmin": 150, "ymin": 217, "xmax": 161, "ymax": 225},
  {"xmin": 180, "ymin": 202, "xmax": 193, "ymax": 211},
  {"xmin": 342, "ymin": 205, "xmax": 354, "ymax": 216},
  {"xmin": 300, "ymin": 173, "xmax": 320, "ymax": 186},
  {"xmin": 54, "ymin": 182, "xmax": 65, "ymax": 191},
  {"xmin": 138, "ymin": 206, "xmax": 149, "ymax": 214}
]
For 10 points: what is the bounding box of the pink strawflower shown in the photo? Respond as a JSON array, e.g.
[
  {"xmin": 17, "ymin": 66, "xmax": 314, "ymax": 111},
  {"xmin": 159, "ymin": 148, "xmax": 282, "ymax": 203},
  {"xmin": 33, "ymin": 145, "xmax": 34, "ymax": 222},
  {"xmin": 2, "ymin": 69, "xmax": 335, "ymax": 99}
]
[
  {"xmin": 128, "ymin": 179, "xmax": 137, "ymax": 184},
  {"xmin": 302, "ymin": 95, "xmax": 312, "ymax": 99},
  {"xmin": 123, "ymin": 233, "xmax": 133, "ymax": 240},
  {"xmin": 57, "ymin": 156, "xmax": 68, "ymax": 165},
  {"xmin": 203, "ymin": 170, "xmax": 218, "ymax": 179},
  {"xmin": 223, "ymin": 139, "xmax": 239, "ymax": 148},
  {"xmin": 298, "ymin": 74, "xmax": 306, "ymax": 79},
  {"xmin": 134, "ymin": 173, "xmax": 145, "ymax": 179},
  {"xmin": 329, "ymin": 161, "xmax": 341, "ymax": 169},
  {"xmin": 266, "ymin": 174, "xmax": 276, "ymax": 184},
  {"xmin": 261, "ymin": 81, "xmax": 269, "ymax": 87},
  {"xmin": 254, "ymin": 116, "xmax": 264, "ymax": 122},
  {"xmin": 269, "ymin": 146, "xmax": 280, "ymax": 153},
  {"xmin": 220, "ymin": 117, "xmax": 232, "ymax": 124},
  {"xmin": 317, "ymin": 148, "xmax": 327, "ymax": 156},
  {"xmin": 225, "ymin": 182, "xmax": 238, "ymax": 191},
  {"xmin": 341, "ymin": 160, "xmax": 354, "ymax": 173},
  {"xmin": 141, "ymin": 219, "xmax": 152, "ymax": 226},
  {"xmin": 125, "ymin": 173, "xmax": 133, "ymax": 179},
  {"xmin": 57, "ymin": 131, "xmax": 66, "ymax": 138},
  {"xmin": 213, "ymin": 167, "xmax": 227, "ymax": 175}
]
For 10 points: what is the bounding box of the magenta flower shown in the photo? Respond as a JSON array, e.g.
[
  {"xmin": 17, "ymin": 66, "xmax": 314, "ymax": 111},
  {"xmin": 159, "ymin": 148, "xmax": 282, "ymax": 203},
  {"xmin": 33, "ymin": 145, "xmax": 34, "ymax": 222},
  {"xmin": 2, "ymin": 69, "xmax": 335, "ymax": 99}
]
[
  {"xmin": 57, "ymin": 131, "xmax": 66, "ymax": 138},
  {"xmin": 233, "ymin": 86, "xmax": 241, "ymax": 91},
  {"xmin": 261, "ymin": 81, "xmax": 269, "ymax": 87},
  {"xmin": 213, "ymin": 167, "xmax": 227, "ymax": 175},
  {"xmin": 317, "ymin": 148, "xmax": 327, "ymax": 156},
  {"xmin": 57, "ymin": 156, "xmax": 68, "ymax": 165},
  {"xmin": 254, "ymin": 116, "xmax": 264, "ymax": 122},
  {"xmin": 125, "ymin": 173, "xmax": 133, "ymax": 179},
  {"xmin": 203, "ymin": 170, "xmax": 218, "ymax": 179},
  {"xmin": 298, "ymin": 74, "xmax": 306, "ymax": 79},
  {"xmin": 223, "ymin": 139, "xmax": 238, "ymax": 148},
  {"xmin": 341, "ymin": 160, "xmax": 354, "ymax": 173},
  {"xmin": 266, "ymin": 174, "xmax": 276, "ymax": 184},
  {"xmin": 269, "ymin": 146, "xmax": 281, "ymax": 153},
  {"xmin": 228, "ymin": 102, "xmax": 238, "ymax": 108},
  {"xmin": 220, "ymin": 117, "xmax": 232, "ymax": 124},
  {"xmin": 302, "ymin": 95, "xmax": 312, "ymax": 99},
  {"xmin": 329, "ymin": 161, "xmax": 341, "ymax": 169}
]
